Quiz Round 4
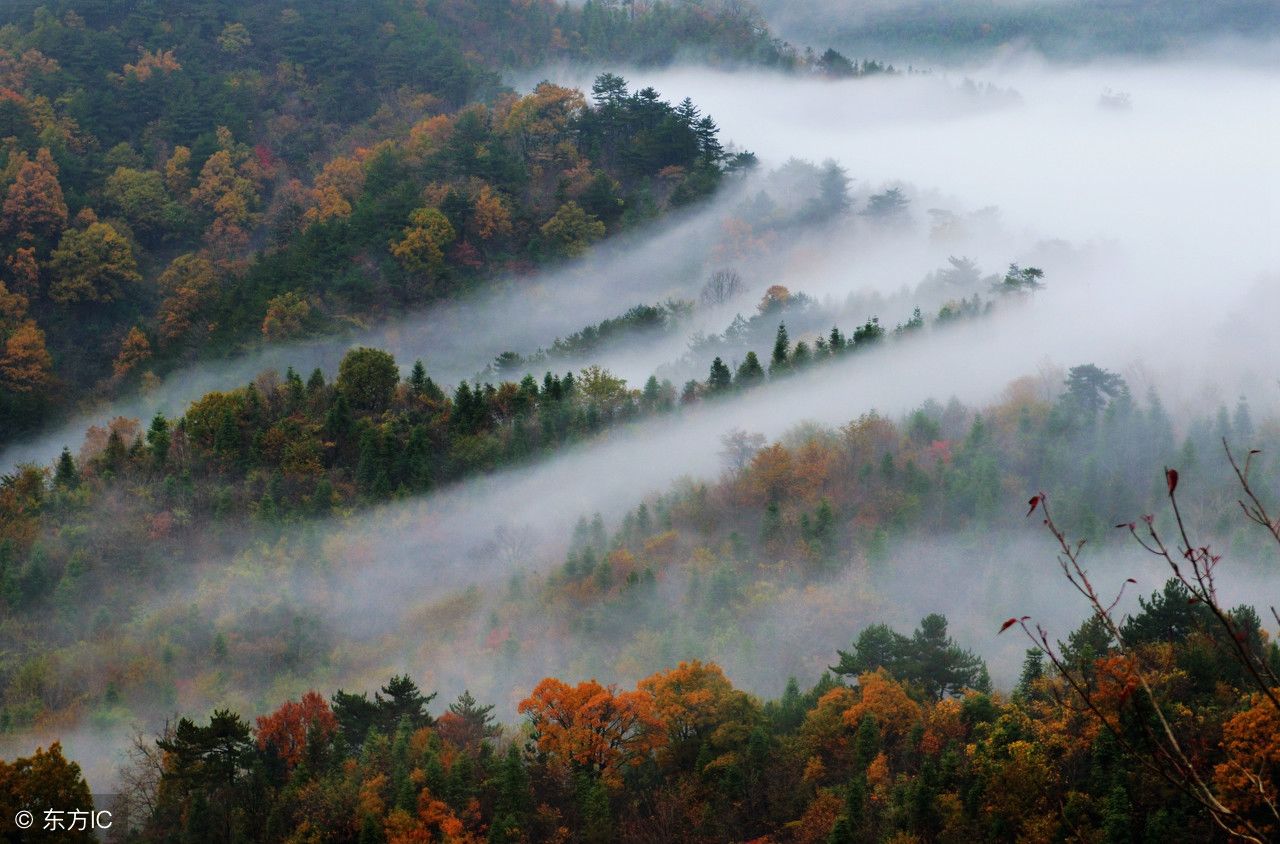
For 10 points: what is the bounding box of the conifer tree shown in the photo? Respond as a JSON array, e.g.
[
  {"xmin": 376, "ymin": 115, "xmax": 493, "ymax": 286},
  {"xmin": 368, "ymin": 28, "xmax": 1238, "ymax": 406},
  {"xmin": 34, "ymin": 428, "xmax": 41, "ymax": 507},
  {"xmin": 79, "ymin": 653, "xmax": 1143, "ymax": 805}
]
[
  {"xmin": 54, "ymin": 447, "xmax": 79, "ymax": 489},
  {"xmin": 147, "ymin": 413, "xmax": 170, "ymax": 468},
  {"xmin": 770, "ymin": 323, "xmax": 790, "ymax": 373},
  {"xmin": 735, "ymin": 351, "xmax": 765, "ymax": 388},
  {"xmin": 707, "ymin": 356, "xmax": 732, "ymax": 392}
]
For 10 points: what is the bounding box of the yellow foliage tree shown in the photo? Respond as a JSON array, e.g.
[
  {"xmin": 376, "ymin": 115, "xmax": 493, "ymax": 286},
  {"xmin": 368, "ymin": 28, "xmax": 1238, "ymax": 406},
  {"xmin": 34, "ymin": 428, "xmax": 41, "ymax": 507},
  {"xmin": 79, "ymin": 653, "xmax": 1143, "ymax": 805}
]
[
  {"xmin": 122, "ymin": 48, "xmax": 181, "ymax": 81},
  {"xmin": 471, "ymin": 184, "xmax": 512, "ymax": 240},
  {"xmin": 0, "ymin": 279, "xmax": 29, "ymax": 331},
  {"xmin": 638, "ymin": 660, "xmax": 759, "ymax": 770},
  {"xmin": 48, "ymin": 221, "xmax": 141, "ymax": 304},
  {"xmin": 261, "ymin": 291, "xmax": 311, "ymax": 341},
  {"xmin": 164, "ymin": 145, "xmax": 193, "ymax": 195},
  {"xmin": 391, "ymin": 207, "xmax": 456, "ymax": 274},
  {"xmin": 1214, "ymin": 691, "xmax": 1280, "ymax": 836},
  {"xmin": 303, "ymin": 155, "xmax": 366, "ymax": 224},
  {"xmin": 540, "ymin": 201, "xmax": 604, "ymax": 259}
]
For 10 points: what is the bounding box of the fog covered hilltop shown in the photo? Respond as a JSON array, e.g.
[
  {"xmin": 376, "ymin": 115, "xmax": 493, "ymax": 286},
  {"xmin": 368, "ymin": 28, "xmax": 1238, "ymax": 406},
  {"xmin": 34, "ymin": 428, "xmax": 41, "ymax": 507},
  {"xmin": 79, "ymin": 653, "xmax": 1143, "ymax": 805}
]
[{"xmin": 1, "ymin": 1, "xmax": 1279, "ymax": 841}]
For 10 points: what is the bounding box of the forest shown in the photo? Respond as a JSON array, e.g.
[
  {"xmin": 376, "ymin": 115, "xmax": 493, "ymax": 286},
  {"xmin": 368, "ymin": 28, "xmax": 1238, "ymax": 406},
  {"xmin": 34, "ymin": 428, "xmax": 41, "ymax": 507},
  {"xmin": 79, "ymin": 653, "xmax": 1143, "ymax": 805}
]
[{"xmin": 3, "ymin": 0, "xmax": 1280, "ymax": 842}]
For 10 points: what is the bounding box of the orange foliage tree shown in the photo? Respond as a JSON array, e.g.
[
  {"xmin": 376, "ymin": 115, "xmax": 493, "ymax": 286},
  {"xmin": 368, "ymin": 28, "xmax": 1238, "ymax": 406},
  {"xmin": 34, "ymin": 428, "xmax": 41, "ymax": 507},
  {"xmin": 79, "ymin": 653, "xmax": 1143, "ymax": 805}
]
[
  {"xmin": 518, "ymin": 677, "xmax": 666, "ymax": 787},
  {"xmin": 637, "ymin": 660, "xmax": 759, "ymax": 770},
  {"xmin": 255, "ymin": 690, "xmax": 339, "ymax": 772},
  {"xmin": 1, "ymin": 148, "xmax": 68, "ymax": 239},
  {"xmin": 112, "ymin": 326, "xmax": 152, "ymax": 380},
  {"xmin": 0, "ymin": 319, "xmax": 53, "ymax": 393}
]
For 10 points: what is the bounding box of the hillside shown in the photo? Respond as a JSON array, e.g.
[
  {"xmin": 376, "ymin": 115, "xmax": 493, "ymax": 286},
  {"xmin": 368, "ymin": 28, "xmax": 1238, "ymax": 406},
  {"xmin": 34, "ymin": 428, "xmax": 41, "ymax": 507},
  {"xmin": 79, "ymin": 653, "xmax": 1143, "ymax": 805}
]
[
  {"xmin": 0, "ymin": 0, "xmax": 794, "ymax": 447},
  {"xmin": 2, "ymin": 2, "xmax": 1279, "ymax": 842}
]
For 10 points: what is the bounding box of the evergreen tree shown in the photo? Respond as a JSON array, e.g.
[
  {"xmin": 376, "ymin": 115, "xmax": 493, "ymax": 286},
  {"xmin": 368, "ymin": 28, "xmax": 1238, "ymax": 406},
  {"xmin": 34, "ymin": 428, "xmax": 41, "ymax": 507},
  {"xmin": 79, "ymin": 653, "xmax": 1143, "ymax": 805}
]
[
  {"xmin": 707, "ymin": 356, "xmax": 733, "ymax": 392},
  {"xmin": 770, "ymin": 323, "xmax": 790, "ymax": 373},
  {"xmin": 578, "ymin": 774, "xmax": 612, "ymax": 844},
  {"xmin": 54, "ymin": 447, "xmax": 79, "ymax": 489},
  {"xmin": 829, "ymin": 325, "xmax": 846, "ymax": 353},
  {"xmin": 408, "ymin": 360, "xmax": 428, "ymax": 395},
  {"xmin": 488, "ymin": 744, "xmax": 531, "ymax": 844},
  {"xmin": 147, "ymin": 413, "xmax": 170, "ymax": 468},
  {"xmin": 735, "ymin": 351, "xmax": 765, "ymax": 388},
  {"xmin": 306, "ymin": 368, "xmax": 326, "ymax": 394}
]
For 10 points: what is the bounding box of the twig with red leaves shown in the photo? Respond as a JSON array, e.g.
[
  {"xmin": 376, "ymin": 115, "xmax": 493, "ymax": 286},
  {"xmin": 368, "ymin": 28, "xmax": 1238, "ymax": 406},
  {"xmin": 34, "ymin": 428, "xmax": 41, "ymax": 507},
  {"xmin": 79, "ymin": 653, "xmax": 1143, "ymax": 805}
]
[
  {"xmin": 1123, "ymin": 464, "xmax": 1280, "ymax": 714},
  {"xmin": 1004, "ymin": 492, "xmax": 1266, "ymax": 843}
]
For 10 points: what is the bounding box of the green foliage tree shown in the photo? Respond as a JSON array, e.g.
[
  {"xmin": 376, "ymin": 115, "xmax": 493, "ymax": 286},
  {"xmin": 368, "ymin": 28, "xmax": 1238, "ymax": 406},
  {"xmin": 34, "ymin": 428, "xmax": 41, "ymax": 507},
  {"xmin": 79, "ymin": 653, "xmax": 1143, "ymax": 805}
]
[{"xmin": 337, "ymin": 348, "xmax": 399, "ymax": 413}]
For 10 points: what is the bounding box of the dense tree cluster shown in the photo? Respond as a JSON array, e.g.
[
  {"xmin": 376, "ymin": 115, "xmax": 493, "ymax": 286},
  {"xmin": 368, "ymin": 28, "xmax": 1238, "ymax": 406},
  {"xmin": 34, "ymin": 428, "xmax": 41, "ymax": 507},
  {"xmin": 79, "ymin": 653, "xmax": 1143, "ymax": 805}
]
[
  {"xmin": 0, "ymin": 0, "xmax": 760, "ymax": 446},
  {"xmin": 60, "ymin": 581, "xmax": 1280, "ymax": 842},
  {"xmin": 1, "ymin": 343, "xmax": 1271, "ymax": 739}
]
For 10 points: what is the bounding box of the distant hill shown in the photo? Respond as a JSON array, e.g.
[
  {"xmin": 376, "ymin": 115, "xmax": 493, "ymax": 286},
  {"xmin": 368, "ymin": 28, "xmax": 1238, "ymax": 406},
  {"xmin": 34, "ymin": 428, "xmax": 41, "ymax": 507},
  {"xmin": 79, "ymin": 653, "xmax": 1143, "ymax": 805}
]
[{"xmin": 756, "ymin": 0, "xmax": 1280, "ymax": 63}]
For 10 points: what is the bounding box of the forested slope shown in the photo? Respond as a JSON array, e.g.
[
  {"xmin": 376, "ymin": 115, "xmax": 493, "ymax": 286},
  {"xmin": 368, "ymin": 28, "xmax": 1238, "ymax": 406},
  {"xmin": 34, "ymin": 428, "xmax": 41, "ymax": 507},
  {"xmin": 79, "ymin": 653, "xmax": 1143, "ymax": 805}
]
[{"xmin": 0, "ymin": 0, "xmax": 793, "ymax": 446}]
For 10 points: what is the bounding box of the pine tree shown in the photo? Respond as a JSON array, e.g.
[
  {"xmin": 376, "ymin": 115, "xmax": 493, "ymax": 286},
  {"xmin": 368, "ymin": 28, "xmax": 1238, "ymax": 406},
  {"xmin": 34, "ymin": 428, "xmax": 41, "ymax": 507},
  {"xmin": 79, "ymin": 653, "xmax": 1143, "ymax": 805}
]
[
  {"xmin": 854, "ymin": 714, "xmax": 879, "ymax": 771},
  {"xmin": 770, "ymin": 323, "xmax": 790, "ymax": 373},
  {"xmin": 147, "ymin": 413, "xmax": 170, "ymax": 468},
  {"xmin": 1016, "ymin": 648, "xmax": 1045, "ymax": 699},
  {"xmin": 404, "ymin": 426, "xmax": 432, "ymax": 490},
  {"xmin": 306, "ymin": 367, "xmax": 326, "ymax": 394},
  {"xmin": 409, "ymin": 360, "xmax": 428, "ymax": 395},
  {"xmin": 707, "ymin": 356, "xmax": 732, "ymax": 392},
  {"xmin": 578, "ymin": 774, "xmax": 613, "ymax": 844},
  {"xmin": 489, "ymin": 744, "xmax": 530, "ymax": 843},
  {"xmin": 53, "ymin": 447, "xmax": 79, "ymax": 489},
  {"xmin": 792, "ymin": 339, "xmax": 811, "ymax": 368},
  {"xmin": 325, "ymin": 394, "xmax": 354, "ymax": 441},
  {"xmin": 829, "ymin": 325, "xmax": 845, "ymax": 353},
  {"xmin": 735, "ymin": 351, "xmax": 765, "ymax": 388},
  {"xmin": 356, "ymin": 428, "xmax": 391, "ymax": 497},
  {"xmin": 1103, "ymin": 783, "xmax": 1133, "ymax": 844},
  {"xmin": 103, "ymin": 428, "xmax": 127, "ymax": 470},
  {"xmin": 214, "ymin": 408, "xmax": 241, "ymax": 461},
  {"xmin": 284, "ymin": 366, "xmax": 304, "ymax": 408},
  {"xmin": 761, "ymin": 501, "xmax": 782, "ymax": 542},
  {"xmin": 642, "ymin": 374, "xmax": 661, "ymax": 408}
]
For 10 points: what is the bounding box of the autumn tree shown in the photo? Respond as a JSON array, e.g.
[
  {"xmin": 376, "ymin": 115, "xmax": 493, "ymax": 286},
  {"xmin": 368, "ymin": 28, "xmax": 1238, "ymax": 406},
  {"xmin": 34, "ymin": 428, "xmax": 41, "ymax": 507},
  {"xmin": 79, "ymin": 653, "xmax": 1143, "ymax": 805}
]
[
  {"xmin": 255, "ymin": 690, "xmax": 339, "ymax": 773},
  {"xmin": 261, "ymin": 291, "xmax": 311, "ymax": 341},
  {"xmin": 391, "ymin": 206, "xmax": 456, "ymax": 274},
  {"xmin": 540, "ymin": 201, "xmax": 605, "ymax": 258},
  {"xmin": 1, "ymin": 148, "xmax": 67, "ymax": 239},
  {"xmin": 637, "ymin": 660, "xmax": 760, "ymax": 771},
  {"xmin": 0, "ymin": 742, "xmax": 95, "ymax": 843},
  {"xmin": 0, "ymin": 280, "xmax": 28, "ymax": 330},
  {"xmin": 164, "ymin": 145, "xmax": 192, "ymax": 195},
  {"xmin": 303, "ymin": 155, "xmax": 365, "ymax": 224},
  {"xmin": 518, "ymin": 677, "xmax": 666, "ymax": 787},
  {"xmin": 111, "ymin": 326, "xmax": 151, "ymax": 380},
  {"xmin": 0, "ymin": 320, "xmax": 53, "ymax": 393},
  {"xmin": 5, "ymin": 247, "xmax": 40, "ymax": 297},
  {"xmin": 471, "ymin": 184, "xmax": 512, "ymax": 240},
  {"xmin": 190, "ymin": 128, "xmax": 261, "ymax": 256},
  {"xmin": 48, "ymin": 221, "xmax": 141, "ymax": 304},
  {"xmin": 155, "ymin": 253, "xmax": 218, "ymax": 344},
  {"xmin": 103, "ymin": 166, "xmax": 172, "ymax": 238}
]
